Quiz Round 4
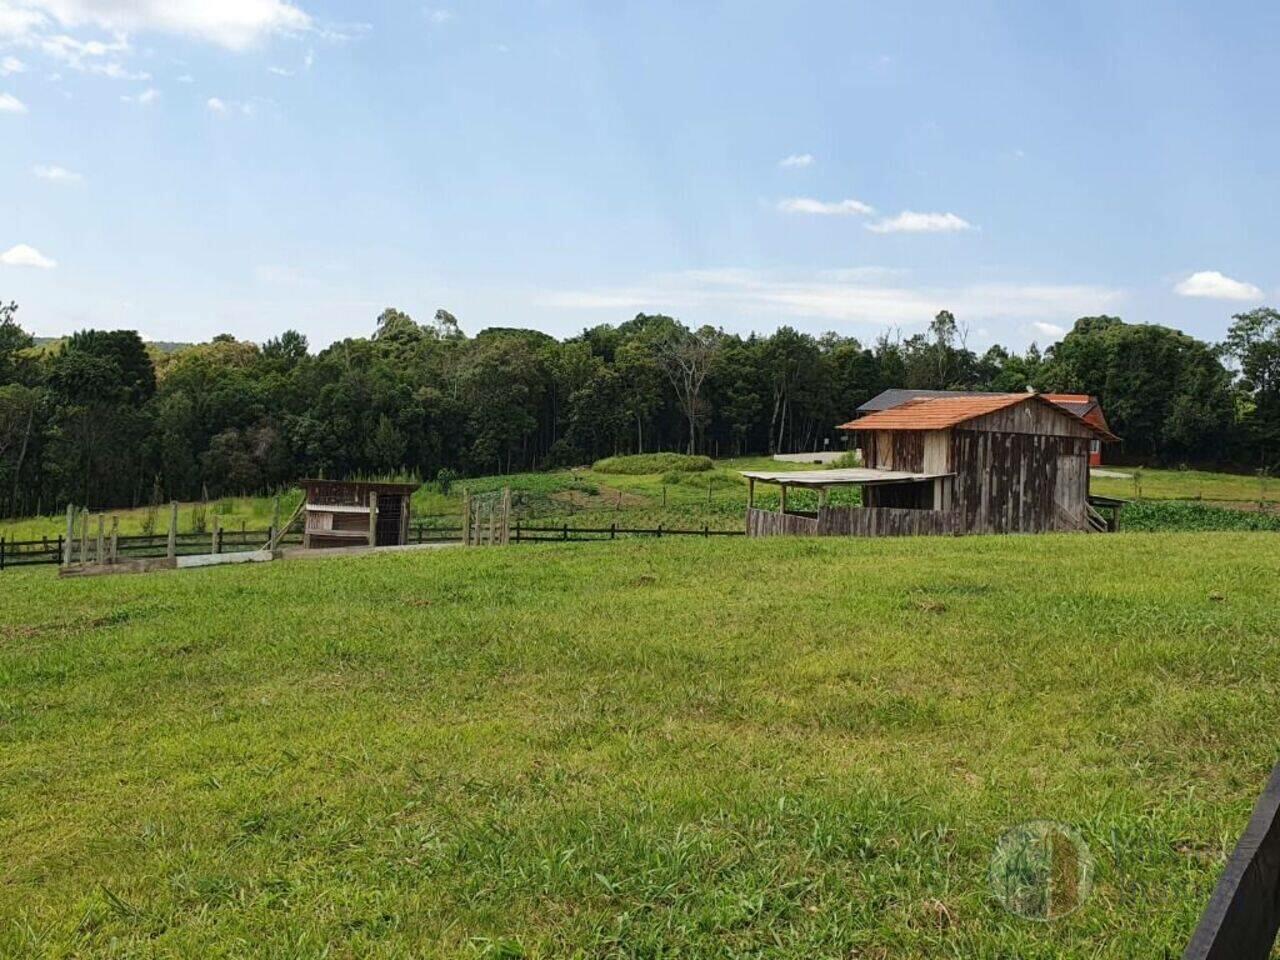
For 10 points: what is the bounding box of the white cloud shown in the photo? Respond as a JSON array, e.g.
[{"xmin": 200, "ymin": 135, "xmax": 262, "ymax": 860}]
[
  {"xmin": 6, "ymin": 0, "xmax": 313, "ymax": 51},
  {"xmin": 778, "ymin": 197, "xmax": 874, "ymax": 216},
  {"xmin": 34, "ymin": 163, "xmax": 82, "ymax": 183},
  {"xmin": 1032, "ymin": 321, "xmax": 1065, "ymax": 338},
  {"xmin": 206, "ymin": 95, "xmax": 226, "ymax": 112},
  {"xmin": 0, "ymin": 55, "xmax": 25, "ymax": 74},
  {"xmin": 425, "ymin": 8, "xmax": 453, "ymax": 24},
  {"xmin": 207, "ymin": 95, "xmax": 261, "ymax": 116},
  {"xmin": 267, "ymin": 64, "xmax": 292, "ymax": 76},
  {"xmin": 119, "ymin": 85, "xmax": 158, "ymax": 104},
  {"xmin": 0, "ymin": 90, "xmax": 26, "ymax": 111},
  {"xmin": 1, "ymin": 243, "xmax": 56, "ymax": 268},
  {"xmin": 778, "ymin": 153, "xmax": 814, "ymax": 168},
  {"xmin": 866, "ymin": 211, "xmax": 973, "ymax": 234},
  {"xmin": 539, "ymin": 268, "xmax": 1121, "ymax": 341},
  {"xmin": 303, "ymin": 48, "xmax": 314, "ymax": 68},
  {"xmin": 1173, "ymin": 270, "xmax": 1262, "ymax": 302}
]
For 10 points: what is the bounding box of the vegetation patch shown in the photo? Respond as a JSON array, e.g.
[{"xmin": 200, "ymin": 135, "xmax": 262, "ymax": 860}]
[
  {"xmin": 1121, "ymin": 500, "xmax": 1280, "ymax": 532},
  {"xmin": 593, "ymin": 452, "xmax": 714, "ymax": 474}
]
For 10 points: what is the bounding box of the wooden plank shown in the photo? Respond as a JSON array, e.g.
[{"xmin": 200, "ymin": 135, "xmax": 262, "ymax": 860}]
[{"xmin": 1184, "ymin": 763, "xmax": 1280, "ymax": 960}]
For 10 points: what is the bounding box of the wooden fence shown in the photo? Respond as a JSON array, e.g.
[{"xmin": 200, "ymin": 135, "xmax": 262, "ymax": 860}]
[
  {"xmin": 0, "ymin": 520, "xmax": 465, "ymax": 570},
  {"xmin": 1183, "ymin": 762, "xmax": 1280, "ymax": 959},
  {"xmin": 512, "ymin": 522, "xmax": 744, "ymax": 542},
  {"xmin": 745, "ymin": 508, "xmax": 820, "ymax": 537}
]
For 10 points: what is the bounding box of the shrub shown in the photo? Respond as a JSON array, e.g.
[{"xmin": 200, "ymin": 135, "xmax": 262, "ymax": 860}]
[
  {"xmin": 1120, "ymin": 500, "xmax": 1280, "ymax": 532},
  {"xmin": 435, "ymin": 467, "xmax": 459, "ymax": 496},
  {"xmin": 593, "ymin": 453, "xmax": 714, "ymax": 475},
  {"xmin": 828, "ymin": 449, "xmax": 863, "ymax": 469}
]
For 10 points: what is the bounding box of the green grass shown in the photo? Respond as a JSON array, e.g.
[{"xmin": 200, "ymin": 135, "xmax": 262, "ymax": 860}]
[
  {"xmin": 592, "ymin": 452, "xmax": 714, "ymax": 474},
  {"xmin": 1089, "ymin": 466, "xmax": 1278, "ymax": 504},
  {"xmin": 2, "ymin": 533, "xmax": 1278, "ymax": 957}
]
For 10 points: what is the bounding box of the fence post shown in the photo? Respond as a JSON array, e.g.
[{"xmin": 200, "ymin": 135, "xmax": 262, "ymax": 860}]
[
  {"xmin": 80, "ymin": 508, "xmax": 90, "ymax": 566},
  {"xmin": 57, "ymin": 534, "xmax": 64, "ymax": 567},
  {"xmin": 63, "ymin": 504, "xmax": 75, "ymax": 566},
  {"xmin": 1, "ymin": 536, "xmax": 5, "ymax": 572},
  {"xmin": 368, "ymin": 492, "xmax": 378, "ymax": 547},
  {"xmin": 212, "ymin": 515, "xmax": 222, "ymax": 554},
  {"xmin": 461, "ymin": 489, "xmax": 471, "ymax": 547},
  {"xmin": 96, "ymin": 515, "xmax": 105, "ymax": 564},
  {"xmin": 167, "ymin": 501, "xmax": 178, "ymax": 560},
  {"xmin": 563, "ymin": 523, "xmax": 568, "ymax": 542},
  {"xmin": 502, "ymin": 485, "xmax": 511, "ymax": 545},
  {"xmin": 703, "ymin": 523, "xmax": 709, "ymax": 537},
  {"xmin": 611, "ymin": 522, "xmax": 616, "ymax": 540},
  {"xmin": 515, "ymin": 519, "xmax": 521, "ymax": 543},
  {"xmin": 657, "ymin": 523, "xmax": 663, "ymax": 538},
  {"xmin": 110, "ymin": 517, "xmax": 119, "ymax": 564}
]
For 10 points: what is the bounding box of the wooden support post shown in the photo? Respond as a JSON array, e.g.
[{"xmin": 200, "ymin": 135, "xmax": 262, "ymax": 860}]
[
  {"xmin": 488, "ymin": 503, "xmax": 496, "ymax": 546},
  {"xmin": 110, "ymin": 516, "xmax": 119, "ymax": 564},
  {"xmin": 1, "ymin": 536, "xmax": 5, "ymax": 572},
  {"xmin": 502, "ymin": 485, "xmax": 511, "ymax": 545},
  {"xmin": 80, "ymin": 508, "xmax": 90, "ymax": 565},
  {"xmin": 272, "ymin": 496, "xmax": 281, "ymax": 543},
  {"xmin": 212, "ymin": 515, "xmax": 222, "ymax": 554},
  {"xmin": 779, "ymin": 485, "xmax": 788, "ymax": 515},
  {"xmin": 96, "ymin": 514, "xmax": 105, "ymax": 564},
  {"xmin": 63, "ymin": 504, "xmax": 75, "ymax": 566},
  {"xmin": 748, "ymin": 477, "xmax": 755, "ymax": 509},
  {"xmin": 367, "ymin": 492, "xmax": 378, "ymax": 547},
  {"xmin": 461, "ymin": 489, "xmax": 471, "ymax": 546},
  {"xmin": 168, "ymin": 501, "xmax": 178, "ymax": 559}
]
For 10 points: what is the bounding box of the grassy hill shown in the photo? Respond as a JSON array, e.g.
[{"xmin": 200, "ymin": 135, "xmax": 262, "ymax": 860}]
[{"xmin": 2, "ymin": 533, "xmax": 1278, "ymax": 956}]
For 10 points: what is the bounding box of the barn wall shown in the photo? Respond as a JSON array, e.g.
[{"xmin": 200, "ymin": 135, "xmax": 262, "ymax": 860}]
[
  {"xmin": 965, "ymin": 401, "xmax": 1095, "ymax": 439},
  {"xmin": 951, "ymin": 429, "xmax": 1091, "ymax": 533},
  {"xmin": 862, "ymin": 430, "xmax": 926, "ymax": 471}
]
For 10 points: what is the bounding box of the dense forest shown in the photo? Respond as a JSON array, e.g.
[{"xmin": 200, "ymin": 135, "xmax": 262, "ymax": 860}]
[{"xmin": 0, "ymin": 300, "xmax": 1277, "ymax": 515}]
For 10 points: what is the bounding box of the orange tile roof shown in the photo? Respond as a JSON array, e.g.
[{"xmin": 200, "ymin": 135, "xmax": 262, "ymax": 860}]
[
  {"xmin": 837, "ymin": 392, "xmax": 1118, "ymax": 440},
  {"xmin": 837, "ymin": 393, "xmax": 1032, "ymax": 431}
]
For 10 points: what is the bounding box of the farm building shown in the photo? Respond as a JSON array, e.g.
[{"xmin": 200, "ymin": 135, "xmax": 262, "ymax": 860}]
[
  {"xmin": 743, "ymin": 392, "xmax": 1119, "ymax": 538},
  {"xmin": 856, "ymin": 388, "xmax": 1115, "ymax": 466},
  {"xmin": 300, "ymin": 479, "xmax": 418, "ymax": 550}
]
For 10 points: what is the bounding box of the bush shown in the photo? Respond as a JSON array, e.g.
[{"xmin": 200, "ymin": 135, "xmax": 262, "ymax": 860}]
[
  {"xmin": 435, "ymin": 467, "xmax": 458, "ymax": 496},
  {"xmin": 828, "ymin": 449, "xmax": 863, "ymax": 469},
  {"xmin": 1120, "ymin": 500, "xmax": 1280, "ymax": 532},
  {"xmin": 593, "ymin": 453, "xmax": 714, "ymax": 475}
]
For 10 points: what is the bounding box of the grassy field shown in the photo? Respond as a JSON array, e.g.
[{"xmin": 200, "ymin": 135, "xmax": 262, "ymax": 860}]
[
  {"xmin": 1088, "ymin": 466, "xmax": 1278, "ymax": 504},
  {"xmin": 2, "ymin": 533, "xmax": 1279, "ymax": 957}
]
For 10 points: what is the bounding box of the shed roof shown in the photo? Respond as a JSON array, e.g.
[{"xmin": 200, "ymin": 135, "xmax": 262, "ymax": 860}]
[
  {"xmin": 837, "ymin": 392, "xmax": 1119, "ymax": 441},
  {"xmin": 740, "ymin": 468, "xmax": 951, "ymax": 487}
]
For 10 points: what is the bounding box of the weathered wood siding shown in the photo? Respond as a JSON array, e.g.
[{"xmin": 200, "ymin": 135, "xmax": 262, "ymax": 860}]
[
  {"xmin": 746, "ymin": 508, "xmax": 820, "ymax": 537},
  {"xmin": 861, "ymin": 431, "xmax": 926, "ymax": 471},
  {"xmin": 965, "ymin": 400, "xmax": 1095, "ymax": 439},
  {"xmin": 950, "ymin": 429, "xmax": 1090, "ymax": 533},
  {"xmin": 817, "ymin": 506, "xmax": 958, "ymax": 537}
]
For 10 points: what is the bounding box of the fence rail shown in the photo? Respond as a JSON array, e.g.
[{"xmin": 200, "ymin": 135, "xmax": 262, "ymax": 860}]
[
  {"xmin": 511, "ymin": 522, "xmax": 744, "ymax": 542},
  {"xmin": 0, "ymin": 518, "xmax": 467, "ymax": 570}
]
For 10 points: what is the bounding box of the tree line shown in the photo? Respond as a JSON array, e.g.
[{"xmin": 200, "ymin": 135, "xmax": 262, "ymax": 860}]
[{"xmin": 0, "ymin": 300, "xmax": 1276, "ymax": 515}]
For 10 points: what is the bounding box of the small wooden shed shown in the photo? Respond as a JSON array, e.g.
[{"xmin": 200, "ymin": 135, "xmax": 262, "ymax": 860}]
[{"xmin": 300, "ymin": 479, "xmax": 418, "ymax": 550}]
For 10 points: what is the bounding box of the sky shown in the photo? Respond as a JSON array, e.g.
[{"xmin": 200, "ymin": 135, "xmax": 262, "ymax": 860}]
[{"xmin": 2, "ymin": 1, "xmax": 1278, "ymax": 351}]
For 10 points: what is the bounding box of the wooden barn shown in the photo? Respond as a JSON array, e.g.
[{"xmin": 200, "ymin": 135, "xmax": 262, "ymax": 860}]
[
  {"xmin": 300, "ymin": 479, "xmax": 418, "ymax": 550},
  {"xmin": 743, "ymin": 392, "xmax": 1119, "ymax": 538}
]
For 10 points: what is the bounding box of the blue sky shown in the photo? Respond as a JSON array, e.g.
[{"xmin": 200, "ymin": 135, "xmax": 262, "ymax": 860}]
[{"xmin": 2, "ymin": 1, "xmax": 1277, "ymax": 350}]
